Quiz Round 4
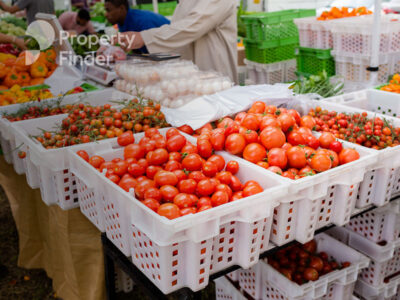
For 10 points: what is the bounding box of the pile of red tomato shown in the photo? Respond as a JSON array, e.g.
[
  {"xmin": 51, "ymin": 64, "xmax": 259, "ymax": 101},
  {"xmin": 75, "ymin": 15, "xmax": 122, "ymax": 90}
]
[
  {"xmin": 192, "ymin": 102, "xmax": 361, "ymax": 180},
  {"xmin": 309, "ymin": 106, "xmax": 400, "ymax": 150},
  {"xmin": 267, "ymin": 239, "xmax": 351, "ymax": 285},
  {"xmin": 77, "ymin": 128, "xmax": 264, "ymax": 220}
]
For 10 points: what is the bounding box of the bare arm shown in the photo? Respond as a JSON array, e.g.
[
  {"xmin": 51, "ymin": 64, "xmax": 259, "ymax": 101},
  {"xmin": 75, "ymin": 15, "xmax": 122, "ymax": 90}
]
[
  {"xmin": 0, "ymin": 1, "xmax": 21, "ymax": 13},
  {"xmin": 0, "ymin": 33, "xmax": 27, "ymax": 50}
]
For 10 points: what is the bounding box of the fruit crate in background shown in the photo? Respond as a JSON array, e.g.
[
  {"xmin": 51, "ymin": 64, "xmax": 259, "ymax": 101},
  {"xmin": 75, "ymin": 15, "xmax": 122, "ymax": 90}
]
[
  {"xmin": 296, "ymin": 47, "xmax": 335, "ymax": 77},
  {"xmin": 245, "ymin": 59, "xmax": 297, "ymax": 85},
  {"xmin": 241, "ymin": 9, "xmax": 316, "ymax": 43},
  {"xmin": 244, "ymin": 40, "xmax": 298, "ymax": 64}
]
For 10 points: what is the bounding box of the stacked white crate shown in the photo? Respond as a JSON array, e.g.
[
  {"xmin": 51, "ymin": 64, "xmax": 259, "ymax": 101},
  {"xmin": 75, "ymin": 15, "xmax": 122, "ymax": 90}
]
[{"xmin": 245, "ymin": 59, "xmax": 297, "ymax": 85}]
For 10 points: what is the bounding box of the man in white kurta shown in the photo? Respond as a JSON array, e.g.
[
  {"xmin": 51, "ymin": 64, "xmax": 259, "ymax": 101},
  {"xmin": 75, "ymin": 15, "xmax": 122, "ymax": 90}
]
[{"xmin": 117, "ymin": 0, "xmax": 238, "ymax": 83}]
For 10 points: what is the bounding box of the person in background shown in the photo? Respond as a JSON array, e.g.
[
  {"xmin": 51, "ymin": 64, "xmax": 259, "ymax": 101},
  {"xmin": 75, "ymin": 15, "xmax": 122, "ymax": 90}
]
[
  {"xmin": 0, "ymin": 32, "xmax": 26, "ymax": 50},
  {"xmin": 112, "ymin": 0, "xmax": 238, "ymax": 83},
  {"xmin": 71, "ymin": 0, "xmax": 88, "ymax": 9},
  {"xmin": 104, "ymin": 0, "xmax": 170, "ymax": 53},
  {"xmin": 0, "ymin": 0, "xmax": 54, "ymax": 24},
  {"xmin": 59, "ymin": 9, "xmax": 96, "ymax": 35}
]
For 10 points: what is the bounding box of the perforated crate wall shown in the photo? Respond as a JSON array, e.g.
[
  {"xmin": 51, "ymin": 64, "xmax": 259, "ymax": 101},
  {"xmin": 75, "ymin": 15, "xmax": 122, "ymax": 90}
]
[
  {"xmin": 332, "ymin": 32, "xmax": 391, "ymax": 56},
  {"xmin": 285, "ymin": 60, "xmax": 298, "ymax": 82},
  {"xmin": 245, "ymin": 42, "xmax": 298, "ymax": 64},
  {"xmin": 359, "ymin": 247, "xmax": 400, "ymax": 287},
  {"xmin": 0, "ymin": 135, "xmax": 12, "ymax": 164},
  {"xmin": 335, "ymin": 60, "xmax": 390, "ymax": 84},
  {"xmin": 298, "ymin": 28, "xmax": 333, "ymax": 49},
  {"xmin": 296, "ymin": 47, "xmax": 335, "ymax": 77},
  {"xmin": 392, "ymin": 169, "xmax": 400, "ymax": 198},
  {"xmin": 129, "ymin": 217, "xmax": 273, "ymax": 294},
  {"xmin": 270, "ymin": 184, "xmax": 358, "ymax": 245}
]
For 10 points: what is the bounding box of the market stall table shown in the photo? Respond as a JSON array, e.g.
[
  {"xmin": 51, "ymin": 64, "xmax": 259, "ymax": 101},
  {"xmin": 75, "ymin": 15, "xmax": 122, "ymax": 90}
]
[{"xmin": 0, "ymin": 155, "xmax": 106, "ymax": 300}]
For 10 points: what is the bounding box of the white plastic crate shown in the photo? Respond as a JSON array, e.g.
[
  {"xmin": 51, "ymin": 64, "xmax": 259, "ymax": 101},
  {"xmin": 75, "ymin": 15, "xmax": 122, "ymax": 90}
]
[
  {"xmin": 68, "ymin": 129, "xmax": 288, "ymax": 293},
  {"xmin": 332, "ymin": 53, "xmax": 400, "ymax": 85},
  {"xmin": 115, "ymin": 267, "xmax": 134, "ymax": 293},
  {"xmin": 267, "ymin": 134, "xmax": 375, "ymax": 246},
  {"xmin": 286, "ymin": 59, "xmax": 298, "ymax": 83},
  {"xmin": 345, "ymin": 200, "xmax": 400, "ymax": 243},
  {"xmin": 320, "ymin": 95, "xmax": 400, "ymax": 207},
  {"xmin": 294, "ymin": 16, "xmax": 338, "ymax": 49},
  {"xmin": 356, "ymin": 277, "xmax": 400, "ymax": 300},
  {"xmin": 0, "ymin": 133, "xmax": 12, "ymax": 164},
  {"xmin": 330, "ymin": 15, "xmax": 400, "ymax": 56},
  {"xmin": 245, "ymin": 59, "xmax": 297, "ymax": 85},
  {"xmin": 0, "ymin": 89, "xmax": 131, "ymax": 175},
  {"xmin": 239, "ymin": 233, "xmax": 369, "ymax": 300},
  {"xmin": 215, "ymin": 276, "xmax": 246, "ymax": 300},
  {"xmin": 328, "ymin": 227, "xmax": 400, "ymax": 287},
  {"xmin": 227, "ymin": 270, "xmax": 240, "ymax": 282}
]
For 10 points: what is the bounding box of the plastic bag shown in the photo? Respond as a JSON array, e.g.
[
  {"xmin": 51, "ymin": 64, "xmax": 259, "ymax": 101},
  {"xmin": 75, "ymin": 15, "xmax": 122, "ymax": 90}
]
[{"xmin": 96, "ymin": 45, "xmax": 127, "ymax": 62}]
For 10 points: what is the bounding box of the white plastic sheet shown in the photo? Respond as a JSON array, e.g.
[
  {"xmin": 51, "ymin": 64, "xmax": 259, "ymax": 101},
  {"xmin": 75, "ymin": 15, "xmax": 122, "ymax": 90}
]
[
  {"xmin": 45, "ymin": 64, "xmax": 84, "ymax": 95},
  {"xmin": 161, "ymin": 84, "xmax": 293, "ymax": 130}
]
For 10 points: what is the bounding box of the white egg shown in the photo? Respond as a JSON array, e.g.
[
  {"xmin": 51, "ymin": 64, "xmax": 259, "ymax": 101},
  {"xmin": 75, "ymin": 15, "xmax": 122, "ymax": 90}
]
[
  {"xmin": 174, "ymin": 99, "xmax": 184, "ymax": 108},
  {"xmin": 211, "ymin": 81, "xmax": 222, "ymax": 93},
  {"xmin": 162, "ymin": 98, "xmax": 171, "ymax": 107},
  {"xmin": 161, "ymin": 81, "xmax": 169, "ymax": 91},
  {"xmin": 202, "ymin": 84, "xmax": 213, "ymax": 95},
  {"xmin": 222, "ymin": 80, "xmax": 232, "ymax": 90},
  {"xmin": 177, "ymin": 80, "xmax": 187, "ymax": 94},
  {"xmin": 167, "ymin": 84, "xmax": 177, "ymax": 98}
]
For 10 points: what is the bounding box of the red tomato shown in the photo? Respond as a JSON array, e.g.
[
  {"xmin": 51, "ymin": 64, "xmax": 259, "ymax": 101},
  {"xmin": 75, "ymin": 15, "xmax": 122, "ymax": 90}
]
[
  {"xmin": 243, "ymin": 184, "xmax": 263, "ymax": 197},
  {"xmin": 303, "ymin": 268, "xmax": 319, "ymax": 281},
  {"xmin": 135, "ymin": 179, "xmax": 156, "ymax": 199},
  {"xmin": 229, "ymin": 175, "xmax": 243, "ymax": 192},
  {"xmin": 210, "ymin": 129, "xmax": 226, "ymax": 151},
  {"xmin": 286, "ymin": 146, "xmax": 307, "ymax": 169},
  {"xmin": 128, "ymin": 163, "xmax": 145, "ymax": 177},
  {"xmin": 267, "ymin": 166, "xmax": 282, "ymax": 175},
  {"xmin": 141, "ymin": 199, "xmax": 160, "ymax": 212},
  {"xmin": 197, "ymin": 205, "xmax": 212, "ymax": 212},
  {"xmin": 173, "ymin": 193, "xmax": 194, "ymax": 209},
  {"xmin": 167, "ymin": 134, "xmax": 186, "ymax": 152},
  {"xmin": 166, "ymin": 128, "xmax": 180, "ymax": 139},
  {"xmin": 202, "ymin": 161, "xmax": 218, "ymax": 177},
  {"xmin": 282, "ymin": 171, "xmax": 295, "ymax": 179},
  {"xmin": 327, "ymin": 150, "xmax": 339, "ymax": 168},
  {"xmin": 207, "ymin": 155, "xmax": 225, "ymax": 172},
  {"xmin": 177, "ymin": 125, "xmax": 194, "ymax": 135},
  {"xmin": 178, "ymin": 179, "xmax": 197, "ymax": 194},
  {"xmin": 197, "ymin": 197, "xmax": 212, "ymax": 208},
  {"xmin": 157, "ymin": 203, "xmax": 180, "ymax": 219},
  {"xmin": 197, "ymin": 139, "xmax": 213, "ymax": 158},
  {"xmin": 215, "ymin": 184, "xmax": 233, "ymax": 199},
  {"xmin": 299, "ymin": 166, "xmax": 316, "ymax": 177},
  {"xmin": 164, "ymin": 160, "xmax": 182, "ymax": 172},
  {"xmin": 306, "ymin": 135, "xmax": 320, "ymax": 150},
  {"xmin": 154, "ymin": 171, "xmax": 179, "ymax": 186},
  {"xmin": 117, "ymin": 131, "xmax": 134, "ymax": 146},
  {"xmin": 77, "ymin": 150, "xmax": 89, "ymax": 162},
  {"xmin": 248, "ymin": 101, "xmax": 265, "ymax": 114},
  {"xmin": 243, "ymin": 143, "xmax": 267, "ymax": 164},
  {"xmin": 278, "ymin": 113, "xmax": 296, "ymax": 132},
  {"xmin": 119, "ymin": 177, "xmax": 138, "ymax": 192},
  {"xmin": 100, "ymin": 161, "xmax": 116, "ymax": 172},
  {"xmin": 288, "ymin": 109, "xmax": 301, "ymax": 125},
  {"xmin": 225, "ymin": 133, "xmax": 246, "ymax": 155},
  {"xmin": 300, "ymin": 115, "xmax": 316, "ymax": 129},
  {"xmin": 231, "ymin": 191, "xmax": 244, "ymax": 201},
  {"xmin": 287, "ymin": 130, "xmax": 306, "ymax": 146},
  {"xmin": 241, "ymin": 114, "xmax": 260, "ymax": 131},
  {"xmin": 267, "ymin": 148, "xmax": 288, "ymax": 169},
  {"xmin": 226, "ymin": 161, "xmax": 239, "ymax": 175},
  {"xmin": 197, "ymin": 179, "xmax": 216, "ymax": 196},
  {"xmin": 211, "ymin": 191, "xmax": 229, "ymax": 207},
  {"xmin": 181, "ymin": 143, "xmax": 198, "ymax": 154},
  {"xmin": 169, "ymin": 152, "xmax": 182, "ymax": 162},
  {"xmin": 235, "ymin": 112, "xmax": 247, "ymax": 123},
  {"xmin": 146, "ymin": 165, "xmax": 163, "ymax": 179},
  {"xmin": 144, "ymin": 187, "xmax": 162, "ymax": 202},
  {"xmin": 180, "ymin": 207, "xmax": 197, "ymax": 216},
  {"xmin": 217, "ymin": 117, "xmax": 234, "ymax": 129},
  {"xmin": 124, "ymin": 144, "xmax": 145, "ymax": 160},
  {"xmin": 257, "ymin": 161, "xmax": 269, "ymax": 169},
  {"xmin": 172, "ymin": 170, "xmax": 186, "ymax": 181},
  {"xmin": 182, "ymin": 153, "xmax": 203, "ymax": 171},
  {"xmin": 216, "ymin": 171, "xmax": 232, "ymax": 185},
  {"xmin": 159, "ymin": 185, "xmax": 179, "ymax": 203},
  {"xmin": 89, "ymin": 156, "xmax": 105, "ymax": 168},
  {"xmin": 310, "ymin": 154, "xmax": 332, "ymax": 172},
  {"xmin": 260, "ymin": 127, "xmax": 286, "ymax": 150},
  {"xmin": 243, "ymin": 130, "xmax": 258, "ymax": 144},
  {"xmin": 319, "ymin": 132, "xmax": 336, "ymax": 149},
  {"xmin": 107, "ymin": 174, "xmax": 120, "ymax": 184},
  {"xmin": 329, "ymin": 141, "xmax": 343, "ymax": 153},
  {"xmin": 281, "ymin": 142, "xmax": 292, "ymax": 152},
  {"xmin": 154, "ymin": 137, "xmax": 167, "ymax": 149},
  {"xmin": 260, "ymin": 116, "xmax": 280, "ymax": 131},
  {"xmin": 224, "ymin": 122, "xmax": 240, "ymax": 137},
  {"xmin": 188, "ymin": 171, "xmax": 207, "ymax": 182},
  {"xmin": 150, "ymin": 148, "xmax": 169, "ymax": 165},
  {"xmin": 339, "ymin": 148, "xmax": 360, "ymax": 164}
]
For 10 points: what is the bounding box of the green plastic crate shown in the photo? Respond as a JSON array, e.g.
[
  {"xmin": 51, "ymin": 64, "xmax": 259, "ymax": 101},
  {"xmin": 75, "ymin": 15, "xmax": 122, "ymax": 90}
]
[
  {"xmin": 241, "ymin": 9, "xmax": 315, "ymax": 43},
  {"xmin": 295, "ymin": 47, "xmax": 335, "ymax": 77},
  {"xmin": 244, "ymin": 40, "xmax": 298, "ymax": 64},
  {"xmin": 135, "ymin": 1, "xmax": 177, "ymax": 16}
]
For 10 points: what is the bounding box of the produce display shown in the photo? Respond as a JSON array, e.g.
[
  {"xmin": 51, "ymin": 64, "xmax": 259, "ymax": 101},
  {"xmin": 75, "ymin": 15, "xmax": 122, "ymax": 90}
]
[
  {"xmin": 0, "ymin": 85, "xmax": 54, "ymax": 106},
  {"xmin": 290, "ymin": 71, "xmax": 343, "ymax": 98},
  {"xmin": 0, "ymin": 43, "xmax": 20, "ymax": 56},
  {"xmin": 317, "ymin": 6, "xmax": 372, "ymax": 20},
  {"xmin": 378, "ymin": 73, "xmax": 400, "ymax": 94},
  {"xmin": 0, "ymin": 48, "xmax": 58, "ymax": 90},
  {"xmin": 1, "ymin": 15, "xmax": 27, "ymax": 30},
  {"xmin": 69, "ymin": 35, "xmax": 101, "ymax": 57},
  {"xmin": 194, "ymin": 102, "xmax": 361, "ymax": 179},
  {"xmin": 77, "ymin": 128, "xmax": 264, "ymax": 219},
  {"xmin": 266, "ymin": 239, "xmax": 351, "ymax": 284},
  {"xmin": 33, "ymin": 100, "xmax": 168, "ymax": 148},
  {"xmin": 309, "ymin": 106, "xmax": 400, "ymax": 149},
  {"xmin": 0, "ymin": 20, "xmax": 25, "ymax": 36}
]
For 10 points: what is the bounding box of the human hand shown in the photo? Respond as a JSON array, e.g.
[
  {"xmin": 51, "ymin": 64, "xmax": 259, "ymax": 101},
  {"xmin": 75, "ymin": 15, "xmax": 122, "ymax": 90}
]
[
  {"xmin": 111, "ymin": 32, "xmax": 144, "ymax": 51},
  {"xmin": 13, "ymin": 37, "xmax": 27, "ymax": 50}
]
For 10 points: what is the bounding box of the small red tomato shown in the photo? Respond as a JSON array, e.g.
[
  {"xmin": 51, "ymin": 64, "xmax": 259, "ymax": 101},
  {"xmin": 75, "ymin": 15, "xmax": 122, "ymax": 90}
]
[
  {"xmin": 211, "ymin": 191, "xmax": 229, "ymax": 207},
  {"xmin": 141, "ymin": 198, "xmax": 160, "ymax": 212},
  {"xmin": 182, "ymin": 153, "xmax": 203, "ymax": 171},
  {"xmin": 159, "ymin": 185, "xmax": 179, "ymax": 203},
  {"xmin": 329, "ymin": 141, "xmax": 343, "ymax": 153},
  {"xmin": 188, "ymin": 171, "xmax": 206, "ymax": 182},
  {"xmin": 178, "ymin": 179, "xmax": 197, "ymax": 194},
  {"xmin": 128, "ymin": 163, "xmax": 145, "ymax": 177},
  {"xmin": 226, "ymin": 161, "xmax": 239, "ymax": 175},
  {"xmin": 207, "ymin": 155, "xmax": 225, "ymax": 172},
  {"xmin": 173, "ymin": 169, "xmax": 187, "ymax": 182},
  {"xmin": 89, "ymin": 155, "xmax": 105, "ymax": 168},
  {"xmin": 216, "ymin": 171, "xmax": 232, "ymax": 185},
  {"xmin": 144, "ymin": 187, "xmax": 162, "ymax": 202},
  {"xmin": 157, "ymin": 203, "xmax": 180, "ymax": 219},
  {"xmin": 164, "ymin": 160, "xmax": 182, "ymax": 172},
  {"xmin": 76, "ymin": 150, "xmax": 88, "ymax": 161},
  {"xmin": 243, "ymin": 184, "xmax": 263, "ymax": 197},
  {"xmin": 118, "ymin": 177, "xmax": 138, "ymax": 192},
  {"xmin": 173, "ymin": 193, "xmax": 194, "ymax": 209},
  {"xmin": 202, "ymin": 161, "xmax": 218, "ymax": 177},
  {"xmin": 117, "ymin": 131, "xmax": 134, "ymax": 146},
  {"xmin": 167, "ymin": 134, "xmax": 186, "ymax": 152},
  {"xmin": 303, "ymin": 268, "xmax": 319, "ymax": 281},
  {"xmin": 180, "ymin": 207, "xmax": 197, "ymax": 216},
  {"xmin": 197, "ymin": 205, "xmax": 212, "ymax": 212},
  {"xmin": 229, "ymin": 175, "xmax": 243, "ymax": 192},
  {"xmin": 197, "ymin": 197, "xmax": 212, "ymax": 208},
  {"xmin": 197, "ymin": 179, "xmax": 215, "ymax": 196},
  {"xmin": 154, "ymin": 171, "xmax": 178, "ymax": 186},
  {"xmin": 146, "ymin": 165, "xmax": 163, "ymax": 179}
]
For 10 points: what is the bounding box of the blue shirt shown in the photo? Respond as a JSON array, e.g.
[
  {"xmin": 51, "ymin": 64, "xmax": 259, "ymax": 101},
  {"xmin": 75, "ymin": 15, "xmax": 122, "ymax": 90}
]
[{"xmin": 118, "ymin": 9, "xmax": 170, "ymax": 53}]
